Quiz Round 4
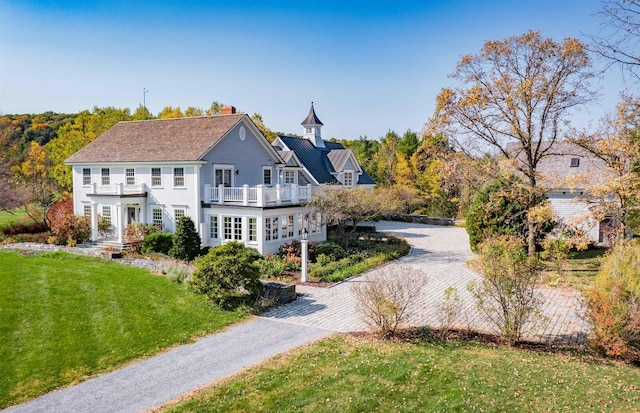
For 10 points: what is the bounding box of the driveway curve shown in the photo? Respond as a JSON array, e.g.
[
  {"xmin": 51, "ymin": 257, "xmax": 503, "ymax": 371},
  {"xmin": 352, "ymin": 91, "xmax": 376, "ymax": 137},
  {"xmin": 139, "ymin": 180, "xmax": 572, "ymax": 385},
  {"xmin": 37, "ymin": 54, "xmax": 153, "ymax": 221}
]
[{"xmin": 261, "ymin": 221, "xmax": 589, "ymax": 344}]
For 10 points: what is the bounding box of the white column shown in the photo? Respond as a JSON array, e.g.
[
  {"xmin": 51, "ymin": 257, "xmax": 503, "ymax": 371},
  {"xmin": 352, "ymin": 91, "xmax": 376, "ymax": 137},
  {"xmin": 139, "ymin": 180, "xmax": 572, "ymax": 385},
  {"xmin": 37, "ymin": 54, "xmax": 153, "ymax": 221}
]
[
  {"xmin": 242, "ymin": 184, "xmax": 249, "ymax": 206},
  {"xmin": 91, "ymin": 202, "xmax": 98, "ymax": 242},
  {"xmin": 276, "ymin": 184, "xmax": 282, "ymax": 205},
  {"xmin": 116, "ymin": 203, "xmax": 124, "ymax": 244},
  {"xmin": 292, "ymin": 183, "xmax": 298, "ymax": 203},
  {"xmin": 256, "ymin": 185, "xmax": 264, "ymax": 207},
  {"xmin": 218, "ymin": 184, "xmax": 225, "ymax": 205}
]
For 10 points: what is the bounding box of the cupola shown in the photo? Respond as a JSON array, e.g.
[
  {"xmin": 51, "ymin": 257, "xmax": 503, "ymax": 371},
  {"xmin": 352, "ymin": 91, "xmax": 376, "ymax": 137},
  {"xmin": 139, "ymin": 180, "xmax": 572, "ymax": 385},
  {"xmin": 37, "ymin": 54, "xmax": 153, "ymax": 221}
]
[{"xmin": 301, "ymin": 102, "xmax": 325, "ymax": 148}]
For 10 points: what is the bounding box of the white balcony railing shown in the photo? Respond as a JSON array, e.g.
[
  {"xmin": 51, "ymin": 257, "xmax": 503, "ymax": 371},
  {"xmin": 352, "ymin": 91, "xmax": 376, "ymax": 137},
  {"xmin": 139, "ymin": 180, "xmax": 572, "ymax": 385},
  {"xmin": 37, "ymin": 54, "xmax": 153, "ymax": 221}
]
[
  {"xmin": 90, "ymin": 183, "xmax": 146, "ymax": 195},
  {"xmin": 205, "ymin": 184, "xmax": 312, "ymax": 207}
]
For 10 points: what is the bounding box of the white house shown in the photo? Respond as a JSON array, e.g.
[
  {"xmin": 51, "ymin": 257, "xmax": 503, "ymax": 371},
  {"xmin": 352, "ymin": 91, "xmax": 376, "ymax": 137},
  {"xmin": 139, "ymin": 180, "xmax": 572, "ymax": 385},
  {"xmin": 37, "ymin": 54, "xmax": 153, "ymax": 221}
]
[
  {"xmin": 535, "ymin": 141, "xmax": 616, "ymax": 245},
  {"xmin": 65, "ymin": 104, "xmax": 375, "ymax": 254}
]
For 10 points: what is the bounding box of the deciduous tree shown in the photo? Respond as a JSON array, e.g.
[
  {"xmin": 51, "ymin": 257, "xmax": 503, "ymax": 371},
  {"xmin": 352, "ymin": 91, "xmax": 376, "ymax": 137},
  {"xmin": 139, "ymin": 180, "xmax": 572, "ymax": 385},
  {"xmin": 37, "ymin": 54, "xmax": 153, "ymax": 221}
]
[
  {"xmin": 590, "ymin": 0, "xmax": 640, "ymax": 80},
  {"xmin": 430, "ymin": 31, "xmax": 596, "ymax": 253},
  {"xmin": 310, "ymin": 187, "xmax": 390, "ymax": 249},
  {"xmin": 569, "ymin": 94, "xmax": 640, "ymax": 239}
]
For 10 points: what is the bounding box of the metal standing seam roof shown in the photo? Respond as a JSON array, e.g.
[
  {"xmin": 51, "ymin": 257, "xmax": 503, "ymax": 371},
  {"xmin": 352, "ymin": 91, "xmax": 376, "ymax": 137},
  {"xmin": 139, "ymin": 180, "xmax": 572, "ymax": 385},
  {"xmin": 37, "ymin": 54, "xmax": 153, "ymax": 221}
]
[
  {"xmin": 275, "ymin": 136, "xmax": 376, "ymax": 185},
  {"xmin": 65, "ymin": 114, "xmax": 246, "ymax": 163},
  {"xmin": 300, "ymin": 103, "xmax": 323, "ymax": 126}
]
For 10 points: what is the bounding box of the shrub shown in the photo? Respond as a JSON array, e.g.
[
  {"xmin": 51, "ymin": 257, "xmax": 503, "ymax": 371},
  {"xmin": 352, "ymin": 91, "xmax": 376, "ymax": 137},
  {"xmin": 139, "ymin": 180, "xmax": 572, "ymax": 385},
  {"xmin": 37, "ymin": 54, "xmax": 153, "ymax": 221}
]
[
  {"xmin": 466, "ymin": 175, "xmax": 552, "ymax": 252},
  {"xmin": 190, "ymin": 241, "xmax": 263, "ymax": 308},
  {"xmin": 316, "ymin": 241, "xmax": 346, "ymax": 261},
  {"xmin": 278, "ymin": 240, "xmax": 317, "ymax": 263},
  {"xmin": 165, "ymin": 265, "xmax": 193, "ymax": 284},
  {"xmin": 436, "ymin": 286, "xmax": 463, "ymax": 337},
  {"xmin": 47, "ymin": 198, "xmax": 91, "ymax": 246},
  {"xmin": 125, "ymin": 223, "xmax": 158, "ymax": 254},
  {"xmin": 469, "ymin": 235, "xmax": 544, "ymax": 345},
  {"xmin": 352, "ymin": 265, "xmax": 428, "ymax": 337},
  {"xmin": 142, "ymin": 232, "xmax": 174, "ymax": 255},
  {"xmin": 316, "ymin": 253, "xmax": 333, "ymax": 267},
  {"xmin": 257, "ymin": 255, "xmax": 288, "ymax": 279},
  {"xmin": 1, "ymin": 221, "xmax": 48, "ymax": 236},
  {"xmin": 586, "ymin": 241, "xmax": 640, "ymax": 362},
  {"xmin": 169, "ymin": 216, "xmax": 201, "ymax": 261}
]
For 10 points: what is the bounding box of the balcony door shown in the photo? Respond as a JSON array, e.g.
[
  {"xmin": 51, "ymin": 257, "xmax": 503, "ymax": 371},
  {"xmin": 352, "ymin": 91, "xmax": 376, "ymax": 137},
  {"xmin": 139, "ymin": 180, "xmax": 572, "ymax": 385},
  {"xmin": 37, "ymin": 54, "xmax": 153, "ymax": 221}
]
[{"xmin": 214, "ymin": 167, "xmax": 233, "ymax": 188}]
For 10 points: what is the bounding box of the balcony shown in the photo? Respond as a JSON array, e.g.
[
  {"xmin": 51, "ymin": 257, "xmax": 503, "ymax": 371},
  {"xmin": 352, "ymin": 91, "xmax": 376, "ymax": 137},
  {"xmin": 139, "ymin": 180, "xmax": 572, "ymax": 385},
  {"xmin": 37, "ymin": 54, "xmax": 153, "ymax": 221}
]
[
  {"xmin": 204, "ymin": 184, "xmax": 312, "ymax": 207},
  {"xmin": 88, "ymin": 183, "xmax": 147, "ymax": 196}
]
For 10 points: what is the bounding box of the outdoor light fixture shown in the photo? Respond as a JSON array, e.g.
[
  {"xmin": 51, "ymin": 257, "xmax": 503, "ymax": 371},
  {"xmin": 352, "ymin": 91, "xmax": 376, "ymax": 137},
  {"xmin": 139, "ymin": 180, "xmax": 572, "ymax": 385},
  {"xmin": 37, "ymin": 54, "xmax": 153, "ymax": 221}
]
[{"xmin": 235, "ymin": 169, "xmax": 239, "ymax": 175}]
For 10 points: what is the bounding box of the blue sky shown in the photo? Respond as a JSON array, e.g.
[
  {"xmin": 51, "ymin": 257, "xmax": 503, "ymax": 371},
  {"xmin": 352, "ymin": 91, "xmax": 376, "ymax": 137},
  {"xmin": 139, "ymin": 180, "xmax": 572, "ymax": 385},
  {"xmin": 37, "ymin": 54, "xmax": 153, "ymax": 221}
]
[{"xmin": 0, "ymin": 0, "xmax": 626, "ymax": 139}]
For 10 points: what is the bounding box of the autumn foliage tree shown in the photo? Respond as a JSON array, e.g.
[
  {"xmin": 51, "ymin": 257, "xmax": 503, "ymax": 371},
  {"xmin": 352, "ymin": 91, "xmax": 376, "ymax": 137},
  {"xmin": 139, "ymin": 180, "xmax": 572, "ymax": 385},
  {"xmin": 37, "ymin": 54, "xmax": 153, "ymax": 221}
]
[
  {"xmin": 310, "ymin": 187, "xmax": 391, "ymax": 249},
  {"xmin": 430, "ymin": 30, "xmax": 596, "ymax": 253},
  {"xmin": 569, "ymin": 94, "xmax": 640, "ymax": 239},
  {"xmin": 590, "ymin": 0, "xmax": 640, "ymax": 80}
]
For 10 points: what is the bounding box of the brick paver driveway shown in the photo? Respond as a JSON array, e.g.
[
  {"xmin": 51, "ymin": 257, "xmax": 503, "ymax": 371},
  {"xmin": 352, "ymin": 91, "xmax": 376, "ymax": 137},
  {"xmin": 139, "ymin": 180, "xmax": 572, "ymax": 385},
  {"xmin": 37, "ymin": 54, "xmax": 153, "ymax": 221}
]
[{"xmin": 261, "ymin": 221, "xmax": 589, "ymax": 344}]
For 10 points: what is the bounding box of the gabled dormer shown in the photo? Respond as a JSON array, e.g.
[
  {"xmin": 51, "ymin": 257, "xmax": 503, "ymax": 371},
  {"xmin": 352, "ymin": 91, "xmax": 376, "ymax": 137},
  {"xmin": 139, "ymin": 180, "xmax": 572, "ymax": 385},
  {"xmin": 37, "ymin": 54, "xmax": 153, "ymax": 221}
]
[{"xmin": 301, "ymin": 102, "xmax": 325, "ymax": 149}]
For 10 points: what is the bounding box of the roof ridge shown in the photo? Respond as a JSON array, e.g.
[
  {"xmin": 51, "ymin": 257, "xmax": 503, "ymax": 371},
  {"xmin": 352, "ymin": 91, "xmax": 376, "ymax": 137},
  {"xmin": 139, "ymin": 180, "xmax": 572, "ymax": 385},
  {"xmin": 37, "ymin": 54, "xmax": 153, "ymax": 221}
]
[{"xmin": 118, "ymin": 113, "xmax": 245, "ymax": 124}]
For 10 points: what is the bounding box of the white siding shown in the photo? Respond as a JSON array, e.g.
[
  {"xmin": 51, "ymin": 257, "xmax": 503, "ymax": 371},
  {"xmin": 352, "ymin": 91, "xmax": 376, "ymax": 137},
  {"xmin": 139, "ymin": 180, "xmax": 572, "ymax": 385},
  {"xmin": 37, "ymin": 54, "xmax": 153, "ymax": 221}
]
[{"xmin": 547, "ymin": 192, "xmax": 599, "ymax": 242}]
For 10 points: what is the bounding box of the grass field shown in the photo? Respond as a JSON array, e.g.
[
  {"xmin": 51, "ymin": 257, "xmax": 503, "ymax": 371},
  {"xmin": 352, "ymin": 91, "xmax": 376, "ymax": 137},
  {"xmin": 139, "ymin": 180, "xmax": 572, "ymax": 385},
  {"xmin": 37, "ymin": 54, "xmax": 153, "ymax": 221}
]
[
  {"xmin": 163, "ymin": 334, "xmax": 640, "ymax": 413},
  {"xmin": 542, "ymin": 247, "xmax": 607, "ymax": 290},
  {"xmin": 0, "ymin": 250, "xmax": 246, "ymax": 408},
  {"xmin": 0, "ymin": 209, "xmax": 27, "ymax": 228}
]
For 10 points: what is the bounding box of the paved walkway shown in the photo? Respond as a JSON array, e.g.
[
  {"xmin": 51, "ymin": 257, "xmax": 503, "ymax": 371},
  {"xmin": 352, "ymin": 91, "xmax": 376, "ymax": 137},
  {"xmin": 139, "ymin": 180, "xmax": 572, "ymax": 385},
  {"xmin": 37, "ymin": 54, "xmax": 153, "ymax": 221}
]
[
  {"xmin": 261, "ymin": 221, "xmax": 589, "ymax": 344},
  {"xmin": 3, "ymin": 221, "xmax": 589, "ymax": 412}
]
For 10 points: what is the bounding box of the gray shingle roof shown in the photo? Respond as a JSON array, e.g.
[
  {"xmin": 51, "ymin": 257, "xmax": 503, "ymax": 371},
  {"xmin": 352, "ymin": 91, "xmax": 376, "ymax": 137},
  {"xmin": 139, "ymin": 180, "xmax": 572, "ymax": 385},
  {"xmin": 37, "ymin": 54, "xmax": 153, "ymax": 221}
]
[
  {"xmin": 300, "ymin": 103, "xmax": 323, "ymax": 126},
  {"xmin": 507, "ymin": 141, "xmax": 609, "ymax": 190},
  {"xmin": 536, "ymin": 141, "xmax": 608, "ymax": 189},
  {"xmin": 66, "ymin": 114, "xmax": 246, "ymax": 163}
]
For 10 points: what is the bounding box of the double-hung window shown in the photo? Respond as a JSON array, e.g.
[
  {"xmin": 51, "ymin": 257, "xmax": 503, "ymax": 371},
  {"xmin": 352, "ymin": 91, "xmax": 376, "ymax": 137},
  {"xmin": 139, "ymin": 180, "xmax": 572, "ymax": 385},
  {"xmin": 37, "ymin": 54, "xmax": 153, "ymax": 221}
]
[
  {"xmin": 174, "ymin": 208, "xmax": 185, "ymax": 222},
  {"xmin": 210, "ymin": 216, "xmax": 219, "ymax": 239},
  {"xmin": 174, "ymin": 167, "xmax": 185, "ymax": 187},
  {"xmin": 102, "ymin": 206, "xmax": 111, "ymax": 226},
  {"xmin": 101, "ymin": 168, "xmax": 110, "ymax": 185},
  {"xmin": 248, "ymin": 218, "xmax": 257, "ymax": 242},
  {"xmin": 83, "ymin": 204, "xmax": 92, "ymax": 217},
  {"xmin": 263, "ymin": 167, "xmax": 272, "ymax": 185},
  {"xmin": 83, "ymin": 168, "xmax": 91, "ymax": 185},
  {"xmin": 152, "ymin": 208, "xmax": 163, "ymax": 227},
  {"xmin": 126, "ymin": 168, "xmax": 135, "ymax": 185},
  {"xmin": 151, "ymin": 168, "xmax": 162, "ymax": 187}
]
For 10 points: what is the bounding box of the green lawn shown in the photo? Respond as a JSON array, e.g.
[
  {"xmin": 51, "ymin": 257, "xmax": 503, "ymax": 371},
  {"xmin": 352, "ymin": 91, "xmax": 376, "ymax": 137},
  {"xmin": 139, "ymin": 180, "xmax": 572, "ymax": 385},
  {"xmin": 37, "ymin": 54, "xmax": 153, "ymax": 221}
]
[
  {"xmin": 542, "ymin": 247, "xmax": 607, "ymax": 291},
  {"xmin": 164, "ymin": 334, "xmax": 640, "ymax": 412},
  {"xmin": 0, "ymin": 209, "xmax": 27, "ymax": 229},
  {"xmin": 0, "ymin": 250, "xmax": 246, "ymax": 408}
]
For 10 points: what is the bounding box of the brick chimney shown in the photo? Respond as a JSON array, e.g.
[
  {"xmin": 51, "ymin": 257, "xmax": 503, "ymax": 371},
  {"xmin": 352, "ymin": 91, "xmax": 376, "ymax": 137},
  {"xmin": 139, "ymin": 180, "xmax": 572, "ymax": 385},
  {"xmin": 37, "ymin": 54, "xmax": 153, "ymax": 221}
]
[{"xmin": 220, "ymin": 106, "xmax": 236, "ymax": 115}]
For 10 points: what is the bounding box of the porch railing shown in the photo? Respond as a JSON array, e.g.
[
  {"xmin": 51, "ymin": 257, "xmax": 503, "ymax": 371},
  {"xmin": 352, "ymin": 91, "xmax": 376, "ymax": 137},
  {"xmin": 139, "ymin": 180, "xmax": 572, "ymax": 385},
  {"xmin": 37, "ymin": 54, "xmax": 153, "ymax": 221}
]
[
  {"xmin": 91, "ymin": 183, "xmax": 146, "ymax": 195},
  {"xmin": 205, "ymin": 184, "xmax": 313, "ymax": 207}
]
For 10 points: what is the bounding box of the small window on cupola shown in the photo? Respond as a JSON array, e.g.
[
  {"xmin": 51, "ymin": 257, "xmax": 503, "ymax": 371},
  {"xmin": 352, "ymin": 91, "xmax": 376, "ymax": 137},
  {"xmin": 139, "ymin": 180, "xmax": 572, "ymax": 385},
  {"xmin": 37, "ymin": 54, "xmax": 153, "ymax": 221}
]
[{"xmin": 570, "ymin": 158, "xmax": 580, "ymax": 167}]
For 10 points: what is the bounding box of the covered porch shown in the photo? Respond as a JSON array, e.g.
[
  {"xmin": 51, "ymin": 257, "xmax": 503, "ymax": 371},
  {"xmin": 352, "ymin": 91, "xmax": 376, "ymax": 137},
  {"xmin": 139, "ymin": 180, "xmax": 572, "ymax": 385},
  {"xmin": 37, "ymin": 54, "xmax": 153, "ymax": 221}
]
[{"xmin": 86, "ymin": 194, "xmax": 148, "ymax": 245}]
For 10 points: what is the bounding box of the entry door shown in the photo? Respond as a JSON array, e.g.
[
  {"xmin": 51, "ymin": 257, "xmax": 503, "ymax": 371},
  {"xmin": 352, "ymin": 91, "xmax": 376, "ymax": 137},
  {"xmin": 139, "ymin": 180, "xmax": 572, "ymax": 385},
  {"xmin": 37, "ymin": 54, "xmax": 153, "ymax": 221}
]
[{"xmin": 127, "ymin": 207, "xmax": 137, "ymax": 224}]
